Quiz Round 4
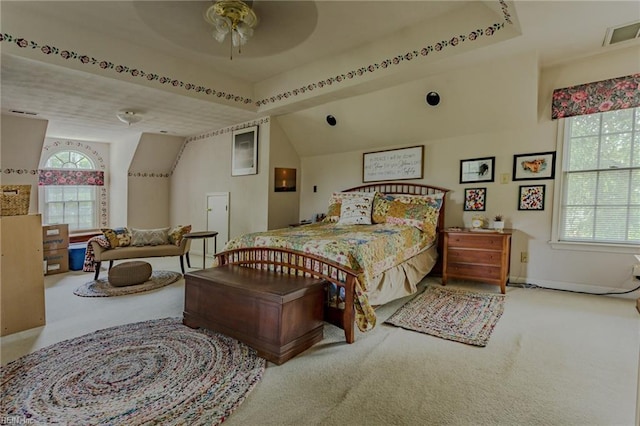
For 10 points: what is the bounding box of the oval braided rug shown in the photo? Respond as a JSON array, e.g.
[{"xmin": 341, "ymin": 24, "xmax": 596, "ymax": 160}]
[
  {"xmin": 0, "ymin": 318, "xmax": 265, "ymax": 425},
  {"xmin": 73, "ymin": 270, "xmax": 181, "ymax": 297}
]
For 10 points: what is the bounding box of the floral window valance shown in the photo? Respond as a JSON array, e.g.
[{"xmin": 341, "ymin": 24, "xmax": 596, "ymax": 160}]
[
  {"xmin": 551, "ymin": 74, "xmax": 640, "ymax": 119},
  {"xmin": 38, "ymin": 169, "xmax": 104, "ymax": 186}
]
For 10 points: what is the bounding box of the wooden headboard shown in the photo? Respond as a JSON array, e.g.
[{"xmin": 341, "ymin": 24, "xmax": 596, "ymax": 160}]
[
  {"xmin": 343, "ymin": 182, "xmax": 450, "ymax": 274},
  {"xmin": 343, "ymin": 182, "xmax": 449, "ymax": 233}
]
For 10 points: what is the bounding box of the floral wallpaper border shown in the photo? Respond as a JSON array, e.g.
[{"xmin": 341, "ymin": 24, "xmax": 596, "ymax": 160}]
[
  {"xmin": 128, "ymin": 172, "xmax": 171, "ymax": 178},
  {"xmin": 1, "ymin": 168, "xmax": 38, "ymax": 176},
  {"xmin": 551, "ymin": 74, "xmax": 640, "ymax": 119},
  {"xmin": 1, "ymin": 0, "xmax": 512, "ymax": 110}
]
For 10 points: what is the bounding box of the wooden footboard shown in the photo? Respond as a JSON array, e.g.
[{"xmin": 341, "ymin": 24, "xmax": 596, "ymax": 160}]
[{"xmin": 215, "ymin": 247, "xmax": 361, "ymax": 343}]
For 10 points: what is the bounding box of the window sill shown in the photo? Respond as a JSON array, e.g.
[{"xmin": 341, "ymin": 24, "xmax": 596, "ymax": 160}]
[
  {"xmin": 70, "ymin": 231, "xmax": 102, "ymax": 243},
  {"xmin": 549, "ymin": 240, "xmax": 640, "ymax": 254}
]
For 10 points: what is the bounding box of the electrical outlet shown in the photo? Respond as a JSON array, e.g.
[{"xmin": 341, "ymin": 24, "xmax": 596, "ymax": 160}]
[{"xmin": 520, "ymin": 252, "xmax": 529, "ymax": 263}]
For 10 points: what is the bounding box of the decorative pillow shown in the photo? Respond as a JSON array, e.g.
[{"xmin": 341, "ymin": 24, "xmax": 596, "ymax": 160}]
[
  {"xmin": 130, "ymin": 227, "xmax": 170, "ymax": 247},
  {"xmin": 337, "ymin": 192, "xmax": 375, "ymax": 225},
  {"xmin": 373, "ymin": 192, "xmax": 445, "ymax": 224},
  {"xmin": 371, "ymin": 193, "xmax": 392, "ymax": 224},
  {"xmin": 101, "ymin": 227, "xmax": 132, "ymax": 248},
  {"xmin": 384, "ymin": 193, "xmax": 445, "ymax": 241},
  {"xmin": 323, "ymin": 191, "xmax": 380, "ymax": 223},
  {"xmin": 168, "ymin": 224, "xmax": 192, "ymax": 246}
]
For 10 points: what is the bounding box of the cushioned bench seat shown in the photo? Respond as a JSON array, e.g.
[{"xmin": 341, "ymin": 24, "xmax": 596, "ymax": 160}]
[{"xmin": 91, "ymin": 239, "xmax": 190, "ymax": 280}]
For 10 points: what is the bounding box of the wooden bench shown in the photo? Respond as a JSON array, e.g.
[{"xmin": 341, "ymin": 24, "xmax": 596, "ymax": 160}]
[{"xmin": 184, "ymin": 265, "xmax": 326, "ymax": 365}]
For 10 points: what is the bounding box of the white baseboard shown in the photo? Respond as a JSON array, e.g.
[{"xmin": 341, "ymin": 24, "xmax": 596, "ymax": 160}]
[{"xmin": 508, "ymin": 276, "xmax": 640, "ymax": 300}]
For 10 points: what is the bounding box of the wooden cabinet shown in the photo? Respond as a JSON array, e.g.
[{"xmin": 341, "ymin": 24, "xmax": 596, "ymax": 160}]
[
  {"xmin": 1, "ymin": 214, "xmax": 46, "ymax": 336},
  {"xmin": 442, "ymin": 228, "xmax": 512, "ymax": 294}
]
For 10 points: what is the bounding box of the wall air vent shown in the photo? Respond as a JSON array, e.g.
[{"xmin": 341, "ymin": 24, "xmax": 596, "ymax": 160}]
[
  {"xmin": 9, "ymin": 109, "xmax": 38, "ymax": 116},
  {"xmin": 603, "ymin": 21, "xmax": 640, "ymax": 45}
]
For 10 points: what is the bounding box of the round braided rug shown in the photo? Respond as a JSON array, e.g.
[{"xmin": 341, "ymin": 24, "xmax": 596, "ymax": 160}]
[
  {"xmin": 74, "ymin": 270, "xmax": 181, "ymax": 297},
  {"xmin": 0, "ymin": 318, "xmax": 265, "ymax": 425}
]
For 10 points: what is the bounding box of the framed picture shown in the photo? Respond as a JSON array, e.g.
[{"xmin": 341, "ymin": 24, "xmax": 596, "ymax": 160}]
[
  {"xmin": 463, "ymin": 187, "xmax": 486, "ymax": 211},
  {"xmin": 459, "ymin": 157, "xmax": 495, "ymax": 183},
  {"xmin": 363, "ymin": 145, "xmax": 424, "ymax": 182},
  {"xmin": 512, "ymin": 151, "xmax": 556, "ymax": 181},
  {"xmin": 231, "ymin": 126, "xmax": 258, "ymax": 176},
  {"xmin": 518, "ymin": 185, "xmax": 545, "ymax": 210},
  {"xmin": 274, "ymin": 167, "xmax": 296, "ymax": 192}
]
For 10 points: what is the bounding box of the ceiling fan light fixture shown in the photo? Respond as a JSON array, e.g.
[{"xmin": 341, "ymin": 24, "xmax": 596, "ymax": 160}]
[
  {"xmin": 204, "ymin": 0, "xmax": 258, "ymax": 59},
  {"xmin": 116, "ymin": 110, "xmax": 143, "ymax": 125}
]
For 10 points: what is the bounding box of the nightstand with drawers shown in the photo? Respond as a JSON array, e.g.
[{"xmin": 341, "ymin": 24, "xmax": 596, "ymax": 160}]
[{"xmin": 442, "ymin": 228, "xmax": 513, "ymax": 294}]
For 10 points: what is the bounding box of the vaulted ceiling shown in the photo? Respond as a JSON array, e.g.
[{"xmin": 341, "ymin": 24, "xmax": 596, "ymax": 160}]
[{"xmin": 1, "ymin": 1, "xmax": 639, "ymax": 153}]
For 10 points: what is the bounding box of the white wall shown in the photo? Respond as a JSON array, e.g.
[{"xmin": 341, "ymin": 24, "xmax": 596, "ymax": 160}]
[
  {"xmin": 128, "ymin": 133, "xmax": 184, "ymax": 228},
  {"xmin": 109, "ymin": 135, "xmax": 139, "ymax": 227},
  {"xmin": 268, "ymin": 118, "xmax": 301, "ymax": 229},
  {"xmin": 0, "ymin": 114, "xmax": 48, "ymax": 214},
  {"xmin": 170, "ymin": 119, "xmax": 271, "ymax": 240},
  {"xmin": 297, "ymin": 46, "xmax": 640, "ymax": 295}
]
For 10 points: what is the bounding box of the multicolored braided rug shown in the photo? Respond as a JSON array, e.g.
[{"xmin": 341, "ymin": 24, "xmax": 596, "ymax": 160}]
[
  {"xmin": 73, "ymin": 270, "xmax": 181, "ymax": 297},
  {"xmin": 385, "ymin": 285, "xmax": 505, "ymax": 346},
  {"xmin": 0, "ymin": 318, "xmax": 265, "ymax": 425}
]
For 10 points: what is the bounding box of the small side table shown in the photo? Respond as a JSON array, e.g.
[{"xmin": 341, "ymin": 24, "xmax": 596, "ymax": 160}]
[{"xmin": 184, "ymin": 231, "xmax": 218, "ymax": 269}]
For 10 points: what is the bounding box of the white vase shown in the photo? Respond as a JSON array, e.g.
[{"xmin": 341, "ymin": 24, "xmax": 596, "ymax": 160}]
[{"xmin": 493, "ymin": 221, "xmax": 505, "ymax": 231}]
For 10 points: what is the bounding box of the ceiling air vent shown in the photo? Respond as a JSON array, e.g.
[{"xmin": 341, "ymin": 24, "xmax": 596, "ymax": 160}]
[{"xmin": 603, "ymin": 21, "xmax": 640, "ymax": 45}]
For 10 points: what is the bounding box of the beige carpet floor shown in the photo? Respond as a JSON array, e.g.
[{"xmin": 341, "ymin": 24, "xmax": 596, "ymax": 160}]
[{"xmin": 2, "ymin": 255, "xmax": 639, "ymax": 425}]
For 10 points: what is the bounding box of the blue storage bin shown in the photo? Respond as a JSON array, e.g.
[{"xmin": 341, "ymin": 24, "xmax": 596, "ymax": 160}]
[{"xmin": 68, "ymin": 242, "xmax": 87, "ymax": 271}]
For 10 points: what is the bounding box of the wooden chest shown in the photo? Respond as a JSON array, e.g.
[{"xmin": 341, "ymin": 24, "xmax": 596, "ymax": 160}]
[
  {"xmin": 183, "ymin": 265, "xmax": 325, "ymax": 365},
  {"xmin": 442, "ymin": 229, "xmax": 512, "ymax": 293}
]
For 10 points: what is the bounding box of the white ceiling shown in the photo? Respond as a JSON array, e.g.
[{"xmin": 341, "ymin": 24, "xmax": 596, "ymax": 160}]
[{"xmin": 1, "ymin": 1, "xmax": 639, "ymax": 145}]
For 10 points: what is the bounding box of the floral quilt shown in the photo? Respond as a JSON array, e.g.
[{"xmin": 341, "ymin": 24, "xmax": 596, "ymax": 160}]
[{"xmin": 223, "ymin": 222, "xmax": 435, "ymax": 332}]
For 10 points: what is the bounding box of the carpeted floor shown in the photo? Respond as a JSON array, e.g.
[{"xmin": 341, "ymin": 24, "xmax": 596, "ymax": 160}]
[
  {"xmin": 385, "ymin": 285, "xmax": 505, "ymax": 346},
  {"xmin": 0, "ymin": 317, "xmax": 265, "ymax": 425},
  {"xmin": 1, "ymin": 256, "xmax": 638, "ymax": 425}
]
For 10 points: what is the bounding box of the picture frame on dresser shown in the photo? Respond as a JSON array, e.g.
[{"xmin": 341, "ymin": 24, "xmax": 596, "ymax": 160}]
[
  {"xmin": 518, "ymin": 184, "xmax": 545, "ymax": 210},
  {"xmin": 231, "ymin": 126, "xmax": 258, "ymax": 176},
  {"xmin": 459, "ymin": 157, "xmax": 495, "ymax": 183}
]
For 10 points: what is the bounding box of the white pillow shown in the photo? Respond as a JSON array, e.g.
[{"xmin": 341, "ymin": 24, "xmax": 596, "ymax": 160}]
[{"xmin": 337, "ymin": 193, "xmax": 375, "ymax": 225}]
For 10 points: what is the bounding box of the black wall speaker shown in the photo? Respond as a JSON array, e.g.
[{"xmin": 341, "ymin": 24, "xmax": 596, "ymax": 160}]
[
  {"xmin": 326, "ymin": 115, "xmax": 337, "ymax": 126},
  {"xmin": 425, "ymin": 92, "xmax": 440, "ymax": 106}
]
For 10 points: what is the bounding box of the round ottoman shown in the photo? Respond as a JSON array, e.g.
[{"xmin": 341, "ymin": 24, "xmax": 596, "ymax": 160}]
[{"xmin": 108, "ymin": 261, "xmax": 152, "ymax": 287}]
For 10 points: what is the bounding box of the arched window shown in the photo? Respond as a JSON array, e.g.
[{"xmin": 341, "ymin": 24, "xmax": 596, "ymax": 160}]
[
  {"xmin": 45, "ymin": 150, "xmax": 94, "ymax": 169},
  {"xmin": 40, "ymin": 150, "xmax": 102, "ymax": 232}
]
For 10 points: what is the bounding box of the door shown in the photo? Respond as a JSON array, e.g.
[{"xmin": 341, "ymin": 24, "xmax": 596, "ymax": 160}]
[{"xmin": 206, "ymin": 192, "xmax": 229, "ymax": 257}]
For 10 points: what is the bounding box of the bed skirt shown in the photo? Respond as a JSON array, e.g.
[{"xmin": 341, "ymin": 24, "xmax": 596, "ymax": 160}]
[{"xmin": 365, "ymin": 244, "xmax": 438, "ymax": 306}]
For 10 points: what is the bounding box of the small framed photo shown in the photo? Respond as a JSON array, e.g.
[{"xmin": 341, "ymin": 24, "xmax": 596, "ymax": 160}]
[
  {"xmin": 460, "ymin": 157, "xmax": 495, "ymax": 183},
  {"xmin": 463, "ymin": 187, "xmax": 486, "ymax": 211},
  {"xmin": 274, "ymin": 167, "xmax": 296, "ymax": 192},
  {"xmin": 518, "ymin": 185, "xmax": 545, "ymax": 210},
  {"xmin": 231, "ymin": 126, "xmax": 258, "ymax": 176},
  {"xmin": 512, "ymin": 151, "xmax": 555, "ymax": 181}
]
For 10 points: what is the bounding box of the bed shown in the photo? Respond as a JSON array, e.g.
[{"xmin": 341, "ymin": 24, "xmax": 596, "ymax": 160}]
[{"xmin": 214, "ymin": 182, "xmax": 449, "ymax": 343}]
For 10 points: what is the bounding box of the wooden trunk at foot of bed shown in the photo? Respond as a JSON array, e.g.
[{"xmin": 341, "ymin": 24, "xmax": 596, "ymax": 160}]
[{"xmin": 213, "ymin": 247, "xmax": 360, "ymax": 343}]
